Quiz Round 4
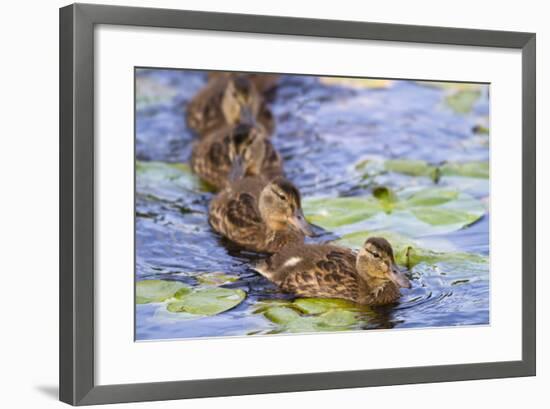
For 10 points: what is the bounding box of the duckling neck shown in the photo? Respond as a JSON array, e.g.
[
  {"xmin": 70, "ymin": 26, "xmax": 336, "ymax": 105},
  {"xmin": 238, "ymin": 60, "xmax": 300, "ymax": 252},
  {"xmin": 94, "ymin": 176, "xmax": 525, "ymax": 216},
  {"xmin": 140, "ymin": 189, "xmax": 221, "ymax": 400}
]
[
  {"xmin": 364, "ymin": 276, "xmax": 388, "ymax": 296},
  {"xmin": 361, "ymin": 278, "xmax": 399, "ymax": 305}
]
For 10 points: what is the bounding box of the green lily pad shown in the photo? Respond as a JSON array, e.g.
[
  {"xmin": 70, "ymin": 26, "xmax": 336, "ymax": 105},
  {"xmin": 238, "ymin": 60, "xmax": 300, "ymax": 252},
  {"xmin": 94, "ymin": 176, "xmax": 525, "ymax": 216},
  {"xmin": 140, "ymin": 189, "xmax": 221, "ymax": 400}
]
[
  {"xmin": 136, "ymin": 77, "xmax": 177, "ymax": 110},
  {"xmin": 304, "ymin": 186, "xmax": 485, "ymax": 237},
  {"xmin": 417, "ymin": 81, "xmax": 483, "ymax": 92},
  {"xmin": 303, "ymin": 196, "xmax": 381, "ymax": 229},
  {"xmin": 136, "ymin": 161, "xmax": 211, "ymax": 201},
  {"xmin": 384, "ymin": 159, "xmax": 435, "ymax": 177},
  {"xmin": 445, "ymin": 89, "xmax": 481, "ymax": 114},
  {"xmin": 254, "ymin": 298, "xmax": 372, "ymax": 334},
  {"xmin": 136, "ymin": 280, "xmax": 188, "ymax": 304},
  {"xmin": 196, "ymin": 272, "xmax": 239, "ymax": 286},
  {"xmin": 294, "ymin": 298, "xmax": 359, "ymax": 315},
  {"xmin": 262, "ymin": 306, "xmax": 360, "ymax": 333},
  {"xmin": 440, "ymin": 162, "xmax": 489, "ymax": 179},
  {"xmin": 336, "ymin": 229, "xmax": 487, "ymax": 269},
  {"xmin": 167, "ymin": 287, "xmax": 246, "ymax": 316},
  {"xmin": 357, "ymin": 159, "xmax": 489, "ymax": 180},
  {"xmin": 320, "ymin": 77, "xmax": 393, "ymax": 89}
]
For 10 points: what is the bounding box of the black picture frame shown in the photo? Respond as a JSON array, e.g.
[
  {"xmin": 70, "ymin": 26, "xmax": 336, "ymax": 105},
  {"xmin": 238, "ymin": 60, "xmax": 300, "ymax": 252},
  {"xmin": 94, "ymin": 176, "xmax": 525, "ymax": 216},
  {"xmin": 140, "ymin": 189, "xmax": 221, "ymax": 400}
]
[{"xmin": 59, "ymin": 3, "xmax": 536, "ymax": 406}]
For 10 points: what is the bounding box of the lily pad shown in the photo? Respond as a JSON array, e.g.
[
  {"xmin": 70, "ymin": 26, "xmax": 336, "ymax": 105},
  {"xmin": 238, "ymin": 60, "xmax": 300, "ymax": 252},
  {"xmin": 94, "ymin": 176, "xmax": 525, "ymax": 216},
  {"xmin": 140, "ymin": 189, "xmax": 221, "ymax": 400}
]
[
  {"xmin": 294, "ymin": 298, "xmax": 359, "ymax": 315},
  {"xmin": 136, "ymin": 280, "xmax": 188, "ymax": 304},
  {"xmin": 136, "ymin": 77, "xmax": 177, "ymax": 110},
  {"xmin": 336, "ymin": 229, "xmax": 487, "ymax": 269},
  {"xmin": 417, "ymin": 81, "xmax": 482, "ymax": 92},
  {"xmin": 357, "ymin": 159, "xmax": 489, "ymax": 180},
  {"xmin": 445, "ymin": 89, "xmax": 481, "ymax": 114},
  {"xmin": 254, "ymin": 298, "xmax": 372, "ymax": 334},
  {"xmin": 196, "ymin": 272, "xmax": 239, "ymax": 286},
  {"xmin": 261, "ymin": 305, "xmax": 361, "ymax": 333},
  {"xmin": 320, "ymin": 77, "xmax": 393, "ymax": 89},
  {"xmin": 440, "ymin": 162, "xmax": 489, "ymax": 179},
  {"xmin": 167, "ymin": 287, "xmax": 246, "ymax": 316},
  {"xmin": 136, "ymin": 161, "xmax": 211, "ymax": 201},
  {"xmin": 303, "ymin": 186, "xmax": 485, "ymax": 237}
]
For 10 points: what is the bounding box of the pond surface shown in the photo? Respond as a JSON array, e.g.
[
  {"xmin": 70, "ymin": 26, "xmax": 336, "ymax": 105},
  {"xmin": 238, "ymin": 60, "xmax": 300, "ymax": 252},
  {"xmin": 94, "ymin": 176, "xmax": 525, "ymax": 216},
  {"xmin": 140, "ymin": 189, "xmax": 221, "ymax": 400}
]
[{"xmin": 135, "ymin": 69, "xmax": 490, "ymax": 340}]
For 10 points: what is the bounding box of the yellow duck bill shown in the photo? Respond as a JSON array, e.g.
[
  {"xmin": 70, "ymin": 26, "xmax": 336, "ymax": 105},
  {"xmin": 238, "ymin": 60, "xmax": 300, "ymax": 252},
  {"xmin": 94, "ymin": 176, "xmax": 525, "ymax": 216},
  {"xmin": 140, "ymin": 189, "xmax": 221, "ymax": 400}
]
[
  {"xmin": 388, "ymin": 265, "xmax": 412, "ymax": 289},
  {"xmin": 289, "ymin": 210, "xmax": 315, "ymax": 237},
  {"xmin": 228, "ymin": 156, "xmax": 246, "ymax": 182}
]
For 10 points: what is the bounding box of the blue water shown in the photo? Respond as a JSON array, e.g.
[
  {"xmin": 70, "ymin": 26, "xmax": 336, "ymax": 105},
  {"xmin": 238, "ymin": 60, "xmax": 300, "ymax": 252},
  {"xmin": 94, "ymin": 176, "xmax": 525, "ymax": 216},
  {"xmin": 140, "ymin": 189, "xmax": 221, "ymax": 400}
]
[{"xmin": 135, "ymin": 69, "xmax": 489, "ymax": 340}]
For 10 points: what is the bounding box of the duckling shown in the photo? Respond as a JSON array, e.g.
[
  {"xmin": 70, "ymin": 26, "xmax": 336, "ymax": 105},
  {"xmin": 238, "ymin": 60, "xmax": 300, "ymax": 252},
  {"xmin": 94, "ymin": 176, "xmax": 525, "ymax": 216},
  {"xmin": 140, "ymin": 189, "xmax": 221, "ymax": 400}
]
[
  {"xmin": 209, "ymin": 176, "xmax": 314, "ymax": 253},
  {"xmin": 207, "ymin": 72, "xmax": 280, "ymax": 95},
  {"xmin": 191, "ymin": 122, "xmax": 283, "ymax": 190},
  {"xmin": 186, "ymin": 75, "xmax": 274, "ymax": 136},
  {"xmin": 254, "ymin": 237, "xmax": 411, "ymax": 306}
]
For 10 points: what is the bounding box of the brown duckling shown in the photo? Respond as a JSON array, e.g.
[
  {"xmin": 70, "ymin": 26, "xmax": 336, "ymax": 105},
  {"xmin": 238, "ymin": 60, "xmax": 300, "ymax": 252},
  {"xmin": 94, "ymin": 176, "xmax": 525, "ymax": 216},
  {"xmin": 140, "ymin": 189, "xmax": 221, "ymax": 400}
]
[
  {"xmin": 207, "ymin": 72, "xmax": 280, "ymax": 95},
  {"xmin": 209, "ymin": 176, "xmax": 314, "ymax": 253},
  {"xmin": 186, "ymin": 74, "xmax": 274, "ymax": 136},
  {"xmin": 191, "ymin": 122, "xmax": 283, "ymax": 190},
  {"xmin": 254, "ymin": 237, "xmax": 411, "ymax": 306}
]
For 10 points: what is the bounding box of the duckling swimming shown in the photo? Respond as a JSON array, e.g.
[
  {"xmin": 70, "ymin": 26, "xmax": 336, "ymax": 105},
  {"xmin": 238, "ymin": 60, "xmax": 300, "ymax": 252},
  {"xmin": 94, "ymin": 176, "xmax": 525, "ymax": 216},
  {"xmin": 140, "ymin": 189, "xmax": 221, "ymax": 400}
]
[
  {"xmin": 254, "ymin": 237, "xmax": 411, "ymax": 306},
  {"xmin": 208, "ymin": 72, "xmax": 280, "ymax": 95},
  {"xmin": 191, "ymin": 122, "xmax": 283, "ymax": 190},
  {"xmin": 186, "ymin": 74, "xmax": 274, "ymax": 136},
  {"xmin": 208, "ymin": 176, "xmax": 314, "ymax": 253}
]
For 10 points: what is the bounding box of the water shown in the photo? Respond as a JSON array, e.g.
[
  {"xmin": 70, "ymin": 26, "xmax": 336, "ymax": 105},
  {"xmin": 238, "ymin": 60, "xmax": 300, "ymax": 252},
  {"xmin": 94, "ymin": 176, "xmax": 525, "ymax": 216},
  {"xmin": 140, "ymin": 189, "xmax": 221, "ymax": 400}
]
[{"xmin": 135, "ymin": 69, "xmax": 490, "ymax": 340}]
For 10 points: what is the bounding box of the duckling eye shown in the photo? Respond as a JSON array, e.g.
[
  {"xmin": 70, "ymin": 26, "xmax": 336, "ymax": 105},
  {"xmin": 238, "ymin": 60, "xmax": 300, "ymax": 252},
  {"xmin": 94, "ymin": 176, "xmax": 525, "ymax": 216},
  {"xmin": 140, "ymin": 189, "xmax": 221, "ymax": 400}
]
[
  {"xmin": 369, "ymin": 251, "xmax": 381, "ymax": 259},
  {"xmin": 274, "ymin": 191, "xmax": 286, "ymax": 201}
]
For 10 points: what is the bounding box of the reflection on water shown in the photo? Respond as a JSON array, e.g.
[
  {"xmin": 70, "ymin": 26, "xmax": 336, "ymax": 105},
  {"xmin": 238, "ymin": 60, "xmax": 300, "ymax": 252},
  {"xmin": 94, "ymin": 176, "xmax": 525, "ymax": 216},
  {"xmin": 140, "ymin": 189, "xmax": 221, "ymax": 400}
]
[{"xmin": 135, "ymin": 69, "xmax": 489, "ymax": 340}]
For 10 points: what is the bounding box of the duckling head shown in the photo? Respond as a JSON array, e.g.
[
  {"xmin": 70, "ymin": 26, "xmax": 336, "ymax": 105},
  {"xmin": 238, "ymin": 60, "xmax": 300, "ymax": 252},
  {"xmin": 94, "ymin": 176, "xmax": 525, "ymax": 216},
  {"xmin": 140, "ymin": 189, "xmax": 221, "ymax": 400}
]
[
  {"xmin": 258, "ymin": 177, "xmax": 314, "ymax": 237},
  {"xmin": 356, "ymin": 237, "xmax": 411, "ymax": 290},
  {"xmin": 221, "ymin": 75, "xmax": 261, "ymax": 127},
  {"xmin": 227, "ymin": 123, "xmax": 268, "ymax": 182}
]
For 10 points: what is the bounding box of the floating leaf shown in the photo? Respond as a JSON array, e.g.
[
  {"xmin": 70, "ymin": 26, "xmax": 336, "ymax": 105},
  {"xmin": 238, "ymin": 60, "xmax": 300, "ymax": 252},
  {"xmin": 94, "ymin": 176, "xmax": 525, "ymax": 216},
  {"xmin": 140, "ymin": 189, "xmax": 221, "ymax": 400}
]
[
  {"xmin": 136, "ymin": 77, "xmax": 177, "ymax": 110},
  {"xmin": 263, "ymin": 306, "xmax": 301, "ymax": 324},
  {"xmin": 417, "ymin": 81, "xmax": 482, "ymax": 92},
  {"xmin": 384, "ymin": 159, "xmax": 434, "ymax": 177},
  {"xmin": 136, "ymin": 280, "xmax": 188, "ymax": 304},
  {"xmin": 472, "ymin": 124, "xmax": 490, "ymax": 135},
  {"xmin": 440, "ymin": 162, "xmax": 489, "ymax": 179},
  {"xmin": 320, "ymin": 77, "xmax": 393, "ymax": 89},
  {"xmin": 294, "ymin": 298, "xmax": 360, "ymax": 315},
  {"xmin": 196, "ymin": 272, "xmax": 239, "ymax": 286},
  {"xmin": 445, "ymin": 89, "xmax": 481, "ymax": 114},
  {"xmin": 136, "ymin": 161, "xmax": 210, "ymax": 201},
  {"xmin": 336, "ymin": 229, "xmax": 487, "ymax": 269},
  {"xmin": 167, "ymin": 287, "xmax": 246, "ymax": 316},
  {"xmin": 304, "ymin": 187, "xmax": 485, "ymax": 237},
  {"xmin": 261, "ymin": 306, "xmax": 361, "ymax": 333},
  {"xmin": 255, "ymin": 298, "xmax": 373, "ymax": 334},
  {"xmin": 303, "ymin": 196, "xmax": 380, "ymax": 229},
  {"xmin": 356, "ymin": 159, "xmax": 489, "ymax": 186}
]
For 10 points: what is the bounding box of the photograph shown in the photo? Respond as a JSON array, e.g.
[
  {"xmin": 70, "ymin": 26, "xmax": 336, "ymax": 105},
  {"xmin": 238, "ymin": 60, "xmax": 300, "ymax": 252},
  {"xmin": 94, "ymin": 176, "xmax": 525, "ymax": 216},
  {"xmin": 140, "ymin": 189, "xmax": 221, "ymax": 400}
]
[{"xmin": 135, "ymin": 68, "xmax": 490, "ymax": 341}]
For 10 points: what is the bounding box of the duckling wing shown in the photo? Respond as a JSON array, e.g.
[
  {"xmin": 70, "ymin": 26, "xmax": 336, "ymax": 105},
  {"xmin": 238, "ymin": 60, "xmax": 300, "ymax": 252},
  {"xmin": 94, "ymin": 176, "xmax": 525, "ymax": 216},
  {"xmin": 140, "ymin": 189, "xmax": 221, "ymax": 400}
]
[
  {"xmin": 191, "ymin": 131, "xmax": 232, "ymax": 188},
  {"xmin": 225, "ymin": 192, "xmax": 263, "ymax": 228},
  {"xmin": 186, "ymin": 81, "xmax": 225, "ymax": 134},
  {"xmin": 280, "ymin": 248, "xmax": 359, "ymax": 301}
]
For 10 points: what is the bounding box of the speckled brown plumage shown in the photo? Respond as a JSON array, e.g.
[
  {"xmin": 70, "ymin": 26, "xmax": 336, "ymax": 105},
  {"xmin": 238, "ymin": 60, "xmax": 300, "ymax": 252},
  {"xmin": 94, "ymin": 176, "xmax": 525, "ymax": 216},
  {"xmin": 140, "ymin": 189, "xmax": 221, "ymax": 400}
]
[
  {"xmin": 207, "ymin": 72, "xmax": 280, "ymax": 95},
  {"xmin": 186, "ymin": 75, "xmax": 274, "ymax": 136},
  {"xmin": 191, "ymin": 124, "xmax": 283, "ymax": 190},
  {"xmin": 208, "ymin": 177, "xmax": 306, "ymax": 253},
  {"xmin": 255, "ymin": 243, "xmax": 403, "ymax": 306}
]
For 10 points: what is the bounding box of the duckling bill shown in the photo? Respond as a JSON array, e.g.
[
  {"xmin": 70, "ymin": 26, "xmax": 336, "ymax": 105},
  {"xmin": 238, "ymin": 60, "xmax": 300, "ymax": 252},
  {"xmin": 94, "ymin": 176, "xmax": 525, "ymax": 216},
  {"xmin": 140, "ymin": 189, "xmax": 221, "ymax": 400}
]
[
  {"xmin": 209, "ymin": 176, "xmax": 314, "ymax": 253},
  {"xmin": 191, "ymin": 122, "xmax": 283, "ymax": 190},
  {"xmin": 254, "ymin": 237, "xmax": 411, "ymax": 306}
]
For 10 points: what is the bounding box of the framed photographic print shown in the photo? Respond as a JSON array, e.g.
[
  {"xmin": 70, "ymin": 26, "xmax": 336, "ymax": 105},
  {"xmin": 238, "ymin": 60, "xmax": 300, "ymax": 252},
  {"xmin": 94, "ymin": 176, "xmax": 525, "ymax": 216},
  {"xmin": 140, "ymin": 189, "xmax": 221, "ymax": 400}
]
[{"xmin": 59, "ymin": 3, "xmax": 536, "ymax": 406}]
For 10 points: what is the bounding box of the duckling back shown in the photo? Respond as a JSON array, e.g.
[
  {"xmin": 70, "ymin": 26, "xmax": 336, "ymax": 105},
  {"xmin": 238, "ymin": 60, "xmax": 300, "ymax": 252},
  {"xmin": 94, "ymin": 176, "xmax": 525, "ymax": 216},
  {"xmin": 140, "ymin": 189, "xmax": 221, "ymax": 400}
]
[
  {"xmin": 208, "ymin": 177, "xmax": 304, "ymax": 253},
  {"xmin": 255, "ymin": 243, "xmax": 402, "ymax": 305}
]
